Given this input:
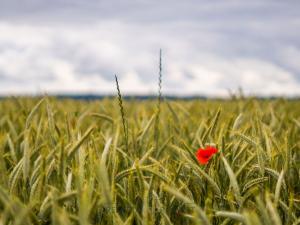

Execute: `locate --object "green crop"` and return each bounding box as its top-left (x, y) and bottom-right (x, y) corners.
top-left (0, 97), bottom-right (299, 225)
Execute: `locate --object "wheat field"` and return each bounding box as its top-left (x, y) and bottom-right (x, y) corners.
top-left (0, 97), bottom-right (299, 225)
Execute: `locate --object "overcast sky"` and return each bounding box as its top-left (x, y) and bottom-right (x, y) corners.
top-left (0, 0), bottom-right (300, 96)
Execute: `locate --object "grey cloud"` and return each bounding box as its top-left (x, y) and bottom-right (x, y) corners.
top-left (0, 0), bottom-right (300, 96)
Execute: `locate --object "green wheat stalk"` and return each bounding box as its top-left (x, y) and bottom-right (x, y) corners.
top-left (154, 49), bottom-right (163, 152)
top-left (115, 74), bottom-right (129, 152)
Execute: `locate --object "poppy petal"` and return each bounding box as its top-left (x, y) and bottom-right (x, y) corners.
top-left (195, 146), bottom-right (218, 165)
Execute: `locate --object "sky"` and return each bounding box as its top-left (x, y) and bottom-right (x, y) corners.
top-left (0, 0), bottom-right (300, 97)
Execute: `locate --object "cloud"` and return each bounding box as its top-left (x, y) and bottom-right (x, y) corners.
top-left (0, 0), bottom-right (300, 96)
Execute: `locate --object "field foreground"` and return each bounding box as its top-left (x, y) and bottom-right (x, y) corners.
top-left (0, 98), bottom-right (299, 225)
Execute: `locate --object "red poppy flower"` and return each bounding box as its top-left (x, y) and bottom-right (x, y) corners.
top-left (196, 146), bottom-right (218, 165)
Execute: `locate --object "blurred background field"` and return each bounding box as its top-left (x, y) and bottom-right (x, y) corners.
top-left (0, 97), bottom-right (299, 224)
